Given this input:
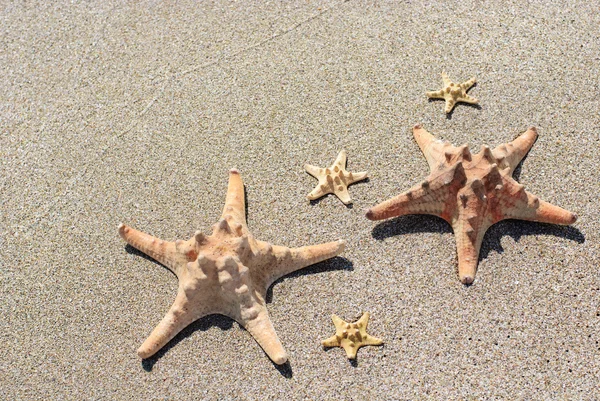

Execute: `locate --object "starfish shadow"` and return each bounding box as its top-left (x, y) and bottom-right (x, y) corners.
top-left (510, 130), bottom-right (539, 182)
top-left (266, 256), bottom-right (353, 303)
top-left (141, 311), bottom-right (295, 377)
top-left (128, 240), bottom-right (233, 370)
top-left (426, 82), bottom-right (481, 120)
top-left (128, 246), bottom-right (349, 375)
top-left (480, 220), bottom-right (585, 260)
top-left (125, 244), bottom-right (178, 278)
top-left (274, 360), bottom-right (293, 378)
top-left (370, 215), bottom-right (584, 278)
top-left (371, 214), bottom-right (452, 241)
top-left (512, 163), bottom-right (525, 181)
top-left (322, 347), bottom-right (360, 367)
top-left (444, 102), bottom-right (482, 120)
top-left (309, 196), bottom-right (353, 209)
top-left (244, 184), bottom-right (250, 224)
top-left (141, 313), bottom-right (234, 372)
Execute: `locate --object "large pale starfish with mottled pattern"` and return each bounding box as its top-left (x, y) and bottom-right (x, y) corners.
top-left (426, 72), bottom-right (478, 113)
top-left (119, 169), bottom-right (345, 364)
top-left (366, 125), bottom-right (577, 284)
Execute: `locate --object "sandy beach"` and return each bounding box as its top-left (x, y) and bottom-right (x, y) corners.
top-left (2, 1), bottom-right (599, 399)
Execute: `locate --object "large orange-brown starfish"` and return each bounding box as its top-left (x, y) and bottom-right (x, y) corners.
top-left (366, 125), bottom-right (577, 284)
top-left (119, 169), bottom-right (345, 364)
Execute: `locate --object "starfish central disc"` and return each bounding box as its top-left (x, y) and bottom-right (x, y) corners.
top-left (119, 169), bottom-right (345, 365)
top-left (366, 125), bottom-right (577, 284)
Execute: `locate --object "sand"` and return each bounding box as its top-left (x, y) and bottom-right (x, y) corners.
top-left (2, 0), bottom-right (599, 399)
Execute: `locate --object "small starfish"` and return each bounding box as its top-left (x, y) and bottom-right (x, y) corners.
top-left (426, 72), bottom-right (478, 113)
top-left (322, 312), bottom-right (383, 359)
top-left (366, 125), bottom-right (577, 284)
top-left (119, 169), bottom-right (345, 365)
top-left (305, 150), bottom-right (368, 204)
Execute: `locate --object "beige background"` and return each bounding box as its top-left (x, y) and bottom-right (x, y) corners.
top-left (2, 1), bottom-right (599, 399)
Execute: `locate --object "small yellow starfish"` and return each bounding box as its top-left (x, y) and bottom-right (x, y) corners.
top-left (322, 312), bottom-right (383, 359)
top-left (426, 71), bottom-right (478, 113)
top-left (305, 150), bottom-right (368, 205)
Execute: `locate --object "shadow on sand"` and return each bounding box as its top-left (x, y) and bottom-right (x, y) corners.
top-left (370, 214), bottom-right (584, 276)
top-left (125, 244), bottom-right (352, 378)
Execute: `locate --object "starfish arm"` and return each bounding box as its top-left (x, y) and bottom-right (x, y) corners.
top-left (519, 199), bottom-right (578, 225)
top-left (304, 163), bottom-right (322, 178)
top-left (459, 94), bottom-right (478, 104)
top-left (335, 187), bottom-right (352, 204)
top-left (366, 162), bottom-right (466, 222)
top-left (452, 187), bottom-right (494, 285)
top-left (118, 224), bottom-right (182, 275)
top-left (331, 314), bottom-right (345, 327)
top-left (221, 169), bottom-right (246, 227)
top-left (426, 90), bottom-right (445, 99)
top-left (333, 150), bottom-right (347, 168)
top-left (364, 186), bottom-right (442, 220)
top-left (444, 99), bottom-right (456, 113)
top-left (357, 312), bottom-right (370, 328)
top-left (412, 124), bottom-right (456, 171)
top-left (501, 193), bottom-right (578, 225)
top-left (307, 182), bottom-right (330, 200)
top-left (342, 342), bottom-right (359, 359)
top-left (321, 335), bottom-right (341, 347)
top-left (452, 222), bottom-right (485, 285)
top-left (346, 170), bottom-right (368, 184)
top-left (363, 335), bottom-right (384, 346)
top-left (242, 308), bottom-right (287, 364)
top-left (441, 71), bottom-right (452, 86)
top-left (265, 240), bottom-right (346, 286)
top-left (412, 124), bottom-right (437, 155)
top-left (462, 77), bottom-right (476, 90)
top-left (492, 127), bottom-right (538, 174)
top-left (137, 290), bottom-right (202, 358)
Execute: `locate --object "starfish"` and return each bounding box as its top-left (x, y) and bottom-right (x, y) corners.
top-left (426, 72), bottom-right (478, 113)
top-left (119, 169), bottom-right (346, 365)
top-left (322, 312), bottom-right (383, 359)
top-left (305, 150), bottom-right (368, 204)
top-left (365, 125), bottom-right (578, 284)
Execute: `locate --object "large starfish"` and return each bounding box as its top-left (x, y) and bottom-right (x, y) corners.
top-left (426, 72), bottom-right (478, 113)
top-left (119, 169), bottom-right (346, 364)
top-left (366, 125), bottom-right (577, 284)
top-left (305, 150), bottom-right (368, 204)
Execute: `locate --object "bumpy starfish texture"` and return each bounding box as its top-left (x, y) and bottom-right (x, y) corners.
top-left (119, 169), bottom-right (345, 365)
top-left (426, 72), bottom-right (478, 113)
top-left (366, 125), bottom-right (577, 284)
top-left (305, 150), bottom-right (368, 204)
top-left (322, 312), bottom-right (383, 359)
